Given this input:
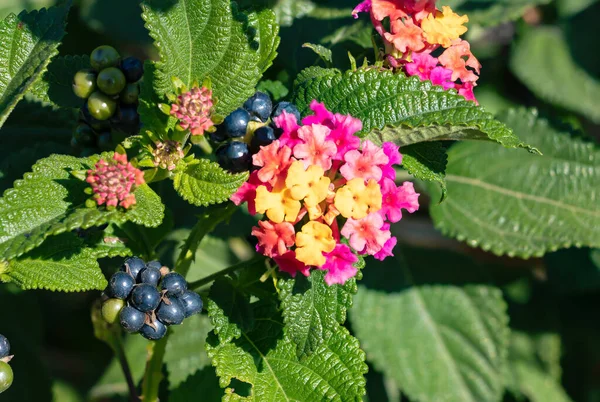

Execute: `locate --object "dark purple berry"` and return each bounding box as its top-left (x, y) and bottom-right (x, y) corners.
top-left (271, 101), bottom-right (301, 123)
top-left (140, 319), bottom-right (167, 340)
top-left (121, 57), bottom-right (144, 83)
top-left (243, 91), bottom-right (272, 122)
top-left (119, 306), bottom-right (146, 333)
top-left (140, 266), bottom-right (161, 287)
top-left (161, 273), bottom-right (187, 297)
top-left (122, 257), bottom-right (146, 280)
top-left (208, 124), bottom-right (227, 144)
top-left (156, 298), bottom-right (185, 325)
top-left (216, 141), bottom-right (251, 173)
top-left (250, 125), bottom-right (276, 152)
top-left (108, 272), bottom-right (135, 299)
top-left (223, 108), bottom-right (250, 138)
top-left (178, 291), bottom-right (203, 318)
top-left (0, 335), bottom-right (10, 359)
top-left (131, 283), bottom-right (161, 312)
top-left (73, 124), bottom-right (96, 146)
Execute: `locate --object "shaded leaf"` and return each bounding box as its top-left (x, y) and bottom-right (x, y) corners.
top-left (401, 142), bottom-right (448, 201)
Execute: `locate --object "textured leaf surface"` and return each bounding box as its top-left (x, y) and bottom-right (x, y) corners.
top-left (292, 67), bottom-right (536, 152)
top-left (277, 259), bottom-right (363, 358)
top-left (350, 251), bottom-right (509, 402)
top-left (401, 142), bottom-right (448, 201)
top-left (0, 154), bottom-right (164, 261)
top-left (0, 4), bottom-right (69, 127)
top-left (0, 233), bottom-right (106, 291)
top-left (511, 27), bottom-right (600, 123)
top-left (29, 55), bottom-right (90, 109)
top-left (173, 160), bottom-right (249, 207)
top-left (141, 0), bottom-right (279, 117)
top-left (429, 108), bottom-right (600, 258)
top-left (207, 278), bottom-right (368, 401)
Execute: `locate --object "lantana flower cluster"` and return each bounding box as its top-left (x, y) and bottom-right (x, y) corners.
top-left (353, 0), bottom-right (481, 102)
top-left (86, 153), bottom-right (145, 209)
top-left (231, 101), bottom-right (420, 286)
top-left (170, 86), bottom-right (215, 135)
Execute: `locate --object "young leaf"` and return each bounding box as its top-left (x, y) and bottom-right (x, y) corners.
top-left (292, 67), bottom-right (537, 152)
top-left (207, 277), bottom-right (368, 401)
top-left (29, 54), bottom-right (90, 109)
top-left (350, 250), bottom-right (509, 402)
top-left (0, 154), bottom-right (165, 261)
top-left (277, 259), bottom-right (363, 358)
top-left (429, 108), bottom-right (600, 258)
top-left (511, 27), bottom-right (600, 124)
top-left (141, 0), bottom-right (279, 117)
top-left (256, 80), bottom-right (289, 101)
top-left (0, 3), bottom-right (69, 127)
top-left (0, 233), bottom-right (106, 291)
top-left (303, 42), bottom-right (333, 65)
top-left (173, 160), bottom-right (249, 207)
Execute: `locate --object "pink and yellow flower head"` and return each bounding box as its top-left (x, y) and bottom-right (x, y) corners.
top-left (231, 101), bottom-right (420, 286)
top-left (353, 0), bottom-right (481, 103)
top-left (86, 153), bottom-right (145, 209)
top-left (170, 86), bottom-right (215, 135)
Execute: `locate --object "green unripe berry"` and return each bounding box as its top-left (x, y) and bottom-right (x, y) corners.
top-left (72, 69), bottom-right (97, 99)
top-left (0, 361), bottom-right (13, 394)
top-left (73, 124), bottom-right (96, 146)
top-left (97, 67), bottom-right (127, 96)
top-left (102, 298), bottom-right (125, 324)
top-left (120, 83), bottom-right (140, 104)
top-left (87, 92), bottom-right (117, 121)
top-left (90, 45), bottom-right (121, 71)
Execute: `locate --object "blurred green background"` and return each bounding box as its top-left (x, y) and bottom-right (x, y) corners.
top-left (0, 0), bottom-right (599, 401)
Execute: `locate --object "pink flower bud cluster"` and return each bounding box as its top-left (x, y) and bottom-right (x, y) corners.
top-left (86, 153), bottom-right (145, 209)
top-left (170, 86), bottom-right (215, 136)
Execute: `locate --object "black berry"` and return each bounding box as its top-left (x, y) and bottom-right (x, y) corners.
top-left (0, 335), bottom-right (9, 359)
top-left (90, 45), bottom-right (121, 71)
top-left (140, 319), bottom-right (167, 340)
top-left (208, 124), bottom-right (227, 144)
top-left (250, 125), bottom-right (276, 152)
top-left (72, 124), bottom-right (96, 146)
top-left (97, 67), bottom-right (127, 96)
top-left (272, 101), bottom-right (301, 123)
top-left (156, 298), bottom-right (185, 325)
top-left (223, 108), bottom-right (250, 138)
top-left (112, 105), bottom-right (140, 134)
top-left (140, 266), bottom-right (161, 287)
top-left (131, 283), bottom-right (161, 312)
top-left (108, 272), bottom-right (135, 299)
top-left (0, 361), bottom-right (13, 394)
top-left (217, 141), bottom-right (251, 173)
top-left (243, 91), bottom-right (272, 122)
top-left (73, 69), bottom-right (97, 99)
top-left (119, 306), bottom-right (146, 333)
top-left (121, 57), bottom-right (144, 83)
top-left (178, 291), bottom-right (203, 318)
top-left (122, 257), bottom-right (146, 280)
top-left (161, 272), bottom-right (187, 297)
top-left (87, 92), bottom-right (117, 121)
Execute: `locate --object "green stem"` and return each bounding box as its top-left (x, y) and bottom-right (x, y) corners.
top-left (114, 332), bottom-right (139, 402)
top-left (188, 256), bottom-right (266, 290)
top-left (141, 336), bottom-right (168, 402)
top-left (196, 135), bottom-right (213, 154)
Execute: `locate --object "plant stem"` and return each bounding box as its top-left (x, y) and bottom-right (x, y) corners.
top-left (114, 332), bottom-right (139, 402)
top-left (141, 336), bottom-right (168, 402)
top-left (188, 256), bottom-right (266, 290)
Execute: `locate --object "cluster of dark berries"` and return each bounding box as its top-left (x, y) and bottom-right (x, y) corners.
top-left (0, 334), bottom-right (13, 394)
top-left (102, 257), bottom-right (202, 340)
top-left (210, 91), bottom-right (301, 173)
top-left (71, 45), bottom-right (143, 155)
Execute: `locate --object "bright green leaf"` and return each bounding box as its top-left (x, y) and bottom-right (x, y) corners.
top-left (429, 108), bottom-right (600, 258)
top-left (292, 67), bottom-right (537, 152)
top-left (0, 154), bottom-right (165, 261)
top-left (0, 3), bottom-right (69, 127)
top-left (256, 80), bottom-right (289, 101)
top-left (303, 42), bottom-right (333, 65)
top-left (0, 233), bottom-right (106, 291)
top-left (141, 0), bottom-right (279, 117)
top-left (29, 55), bottom-right (90, 109)
top-left (173, 160), bottom-right (249, 207)
top-left (511, 27), bottom-right (600, 123)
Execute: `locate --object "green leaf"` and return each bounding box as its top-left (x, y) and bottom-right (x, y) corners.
top-left (505, 331), bottom-right (571, 402)
top-left (322, 19), bottom-right (374, 48)
top-left (277, 259), bottom-right (363, 358)
top-left (292, 67), bottom-right (537, 152)
top-left (271, 0), bottom-right (315, 27)
top-left (256, 79), bottom-right (289, 101)
top-left (441, 0), bottom-right (551, 27)
top-left (170, 367), bottom-right (223, 402)
top-left (0, 233), bottom-right (106, 291)
top-left (557, 0), bottom-right (598, 16)
top-left (401, 142), bottom-right (448, 201)
top-left (0, 3), bottom-right (69, 127)
top-left (0, 154), bottom-right (165, 261)
top-left (510, 26), bottom-right (600, 124)
top-left (29, 54), bottom-right (90, 109)
top-left (350, 250), bottom-right (509, 402)
top-left (0, 98), bottom-right (75, 142)
top-left (429, 108), bottom-right (600, 258)
top-left (173, 159), bottom-right (249, 207)
top-left (0, 0), bottom-right (54, 20)
top-left (207, 277), bottom-right (368, 401)
top-left (303, 42), bottom-right (333, 65)
top-left (141, 0), bottom-right (279, 117)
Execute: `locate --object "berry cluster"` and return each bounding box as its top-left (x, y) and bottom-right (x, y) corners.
top-left (210, 91), bottom-right (301, 173)
top-left (102, 257), bottom-right (202, 340)
top-left (72, 45), bottom-right (143, 155)
top-left (0, 334), bottom-right (13, 394)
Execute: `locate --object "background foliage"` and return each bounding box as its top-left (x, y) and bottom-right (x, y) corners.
top-left (0, 0), bottom-right (599, 401)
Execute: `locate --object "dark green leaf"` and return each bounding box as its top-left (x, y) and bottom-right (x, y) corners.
top-left (401, 142), bottom-right (448, 201)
